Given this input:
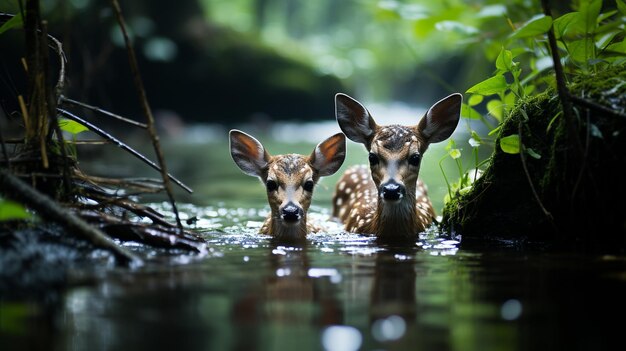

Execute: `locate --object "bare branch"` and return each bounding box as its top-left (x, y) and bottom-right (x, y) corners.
top-left (59, 96), bottom-right (148, 129)
top-left (57, 108), bottom-right (193, 193)
top-left (0, 167), bottom-right (142, 266)
top-left (109, 0), bottom-right (185, 232)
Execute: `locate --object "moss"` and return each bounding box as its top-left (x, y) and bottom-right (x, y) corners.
top-left (442, 64), bottom-right (626, 252)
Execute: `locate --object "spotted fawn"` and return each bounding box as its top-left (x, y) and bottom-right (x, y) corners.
top-left (332, 93), bottom-right (462, 242)
top-left (230, 130), bottom-right (346, 241)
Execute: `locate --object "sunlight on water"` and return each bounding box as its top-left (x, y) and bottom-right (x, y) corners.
top-left (39, 201), bottom-right (625, 351)
top-left (149, 202), bottom-right (462, 258)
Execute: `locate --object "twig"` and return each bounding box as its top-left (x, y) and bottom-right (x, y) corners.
top-left (569, 94), bottom-right (626, 119)
top-left (59, 96), bottom-right (148, 129)
top-left (0, 167), bottom-right (142, 266)
top-left (110, 0), bottom-right (184, 233)
top-left (79, 210), bottom-right (207, 253)
top-left (57, 108), bottom-right (193, 193)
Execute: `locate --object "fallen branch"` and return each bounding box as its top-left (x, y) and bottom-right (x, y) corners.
top-left (0, 167), bottom-right (142, 266)
top-left (57, 108), bottom-right (193, 193)
top-left (79, 210), bottom-right (207, 253)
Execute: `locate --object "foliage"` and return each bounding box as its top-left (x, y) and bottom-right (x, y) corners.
top-left (439, 0), bottom-right (626, 205)
top-left (0, 197), bottom-right (31, 221)
top-left (0, 11), bottom-right (22, 35)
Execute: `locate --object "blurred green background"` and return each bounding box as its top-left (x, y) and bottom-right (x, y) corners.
top-left (0, 0), bottom-right (560, 212)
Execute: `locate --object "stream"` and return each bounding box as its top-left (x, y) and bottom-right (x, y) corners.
top-left (2, 109), bottom-right (625, 350)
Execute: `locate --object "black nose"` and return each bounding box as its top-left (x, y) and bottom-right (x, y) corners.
top-left (281, 203), bottom-right (301, 222)
top-left (382, 182), bottom-right (404, 201)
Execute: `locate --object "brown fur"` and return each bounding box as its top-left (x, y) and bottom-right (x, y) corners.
top-left (332, 93), bottom-right (461, 241)
top-left (259, 154), bottom-right (318, 241)
top-left (230, 130), bottom-right (346, 242)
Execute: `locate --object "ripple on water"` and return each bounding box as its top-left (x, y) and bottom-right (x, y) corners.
top-left (146, 202), bottom-right (461, 257)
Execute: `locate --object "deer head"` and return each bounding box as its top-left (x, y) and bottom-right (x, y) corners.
top-left (230, 130), bottom-right (346, 241)
top-left (333, 93), bottom-right (462, 240)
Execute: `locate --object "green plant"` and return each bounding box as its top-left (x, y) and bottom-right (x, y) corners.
top-left (440, 0), bottom-right (626, 205)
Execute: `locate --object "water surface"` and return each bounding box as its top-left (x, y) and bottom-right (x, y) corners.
top-left (3, 202), bottom-right (625, 351)
top-left (2, 119), bottom-right (625, 351)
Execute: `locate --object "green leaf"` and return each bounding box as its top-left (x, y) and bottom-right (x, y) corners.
top-left (461, 103), bottom-right (482, 120)
top-left (526, 148), bottom-right (541, 159)
top-left (0, 13), bottom-right (23, 35)
top-left (605, 39), bottom-right (626, 54)
top-left (0, 198), bottom-right (31, 221)
top-left (554, 12), bottom-right (583, 39)
top-left (487, 99), bottom-right (504, 122)
top-left (618, 0), bottom-right (626, 16)
top-left (509, 14), bottom-right (553, 40)
top-left (580, 0), bottom-right (602, 33)
top-left (500, 134), bottom-right (520, 154)
top-left (468, 94), bottom-right (483, 106)
top-left (58, 118), bottom-right (89, 135)
top-left (466, 75), bottom-right (508, 95)
top-left (488, 125), bottom-right (502, 136)
top-left (495, 48), bottom-right (514, 71)
top-left (568, 39), bottom-right (595, 63)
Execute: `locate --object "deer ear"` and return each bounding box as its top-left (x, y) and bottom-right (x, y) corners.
top-left (229, 130), bottom-right (270, 177)
top-left (310, 133), bottom-right (346, 177)
top-left (416, 93), bottom-right (462, 144)
top-left (335, 93), bottom-right (378, 146)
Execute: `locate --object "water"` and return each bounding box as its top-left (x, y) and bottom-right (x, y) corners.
top-left (3, 203), bottom-right (625, 351)
top-left (2, 116), bottom-right (625, 350)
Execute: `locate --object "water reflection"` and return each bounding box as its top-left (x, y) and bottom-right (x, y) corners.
top-left (370, 248), bottom-right (416, 335)
top-left (231, 242), bottom-right (343, 351)
top-left (3, 204), bottom-right (625, 351)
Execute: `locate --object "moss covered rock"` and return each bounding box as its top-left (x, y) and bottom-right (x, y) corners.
top-left (442, 64), bottom-right (626, 252)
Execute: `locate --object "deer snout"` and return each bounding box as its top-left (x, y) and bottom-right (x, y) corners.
top-left (280, 202), bottom-right (303, 223)
top-left (381, 181), bottom-right (405, 202)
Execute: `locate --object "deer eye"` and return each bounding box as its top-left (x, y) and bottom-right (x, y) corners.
top-left (408, 153), bottom-right (421, 167)
top-left (266, 179), bottom-right (278, 192)
top-left (303, 180), bottom-right (314, 192)
top-left (368, 153), bottom-right (379, 166)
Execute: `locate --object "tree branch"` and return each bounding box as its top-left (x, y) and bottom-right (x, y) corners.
top-left (0, 167), bottom-right (142, 266)
top-left (110, 0), bottom-right (185, 233)
top-left (57, 108), bottom-right (193, 193)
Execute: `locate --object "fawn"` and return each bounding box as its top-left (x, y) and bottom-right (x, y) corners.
top-left (332, 93), bottom-right (462, 242)
top-left (230, 130), bottom-right (346, 241)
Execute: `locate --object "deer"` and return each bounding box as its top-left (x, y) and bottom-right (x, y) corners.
top-left (332, 93), bottom-right (462, 242)
top-left (229, 130), bottom-right (346, 241)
